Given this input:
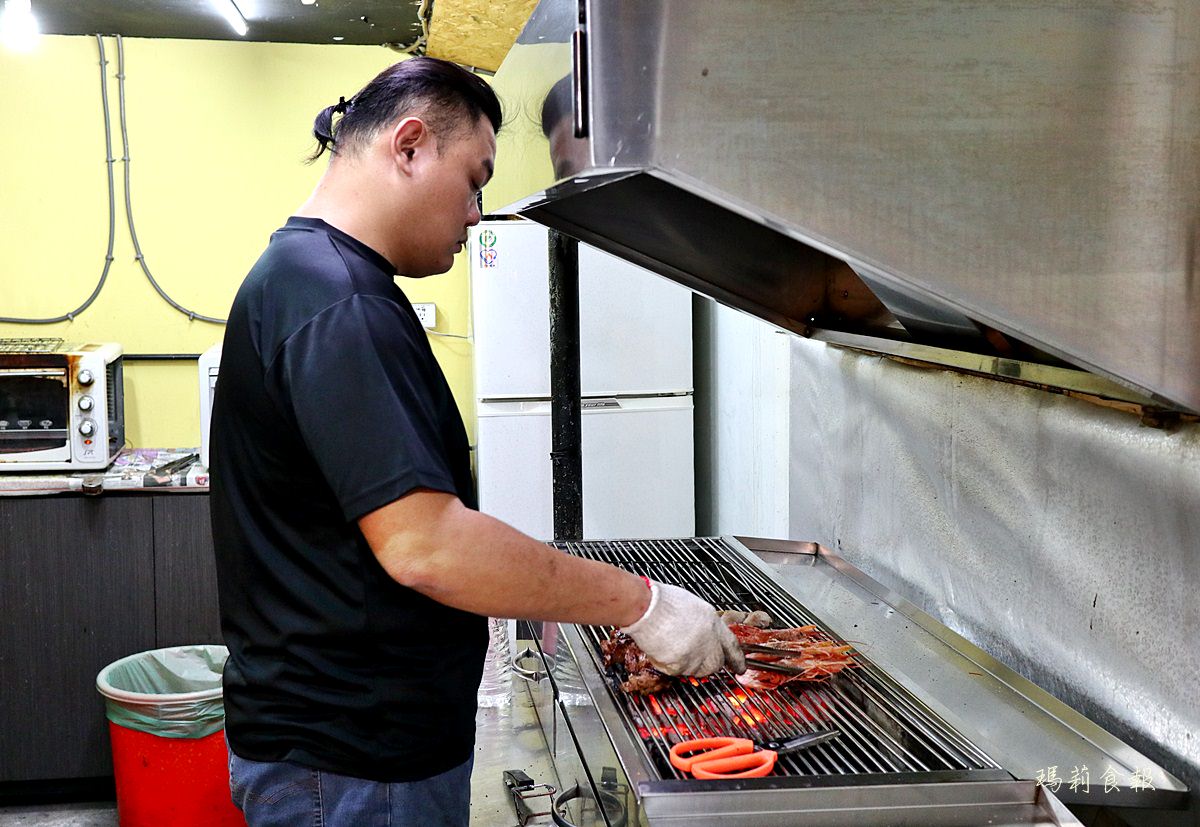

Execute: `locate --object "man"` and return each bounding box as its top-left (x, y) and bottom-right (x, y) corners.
top-left (211, 57), bottom-right (744, 827)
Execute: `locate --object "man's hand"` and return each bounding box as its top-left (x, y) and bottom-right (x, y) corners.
top-left (621, 581), bottom-right (747, 677)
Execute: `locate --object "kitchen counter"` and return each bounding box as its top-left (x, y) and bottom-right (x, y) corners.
top-left (1, 493), bottom-right (221, 785)
top-left (0, 448), bottom-right (208, 496)
top-left (472, 680), bottom-right (558, 826)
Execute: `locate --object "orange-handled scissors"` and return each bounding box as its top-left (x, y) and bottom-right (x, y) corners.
top-left (668, 729), bottom-right (841, 779)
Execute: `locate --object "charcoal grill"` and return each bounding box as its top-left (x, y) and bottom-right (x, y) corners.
top-left (518, 536), bottom-right (1185, 827)
top-left (574, 537), bottom-right (998, 782)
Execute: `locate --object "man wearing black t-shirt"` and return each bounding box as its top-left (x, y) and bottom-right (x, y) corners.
top-left (210, 57), bottom-right (745, 827)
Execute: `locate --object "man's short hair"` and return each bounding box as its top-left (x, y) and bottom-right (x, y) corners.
top-left (309, 57), bottom-right (503, 162)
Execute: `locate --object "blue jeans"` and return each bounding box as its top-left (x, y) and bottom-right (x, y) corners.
top-left (227, 743), bottom-right (473, 827)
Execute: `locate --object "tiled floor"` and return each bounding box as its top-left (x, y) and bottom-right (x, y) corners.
top-left (0, 803), bottom-right (115, 827)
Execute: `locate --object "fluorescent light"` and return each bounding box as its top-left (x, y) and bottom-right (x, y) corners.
top-left (211, 0), bottom-right (248, 37)
top-left (0, 0), bottom-right (40, 52)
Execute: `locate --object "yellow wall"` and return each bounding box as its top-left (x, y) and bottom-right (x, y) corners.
top-left (0, 36), bottom-right (477, 449)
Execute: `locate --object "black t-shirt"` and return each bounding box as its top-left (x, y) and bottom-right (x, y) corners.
top-left (210, 216), bottom-right (485, 782)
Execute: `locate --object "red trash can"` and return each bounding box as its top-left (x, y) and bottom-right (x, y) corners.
top-left (96, 645), bottom-right (245, 827)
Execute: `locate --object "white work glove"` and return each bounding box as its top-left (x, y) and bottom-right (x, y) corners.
top-left (622, 581), bottom-right (747, 677)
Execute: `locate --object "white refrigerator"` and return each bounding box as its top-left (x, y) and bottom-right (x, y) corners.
top-left (471, 220), bottom-right (695, 541)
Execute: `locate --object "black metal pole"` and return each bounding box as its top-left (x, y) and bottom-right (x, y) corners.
top-left (548, 230), bottom-right (583, 542)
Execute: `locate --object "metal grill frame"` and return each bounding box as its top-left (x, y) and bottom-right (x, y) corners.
top-left (526, 535), bottom-right (1190, 824)
top-left (556, 536), bottom-right (1003, 786)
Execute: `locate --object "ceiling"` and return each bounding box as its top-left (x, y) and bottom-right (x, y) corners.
top-left (24, 0), bottom-right (539, 69)
top-left (425, 0), bottom-right (536, 72)
top-left (27, 0), bottom-right (426, 47)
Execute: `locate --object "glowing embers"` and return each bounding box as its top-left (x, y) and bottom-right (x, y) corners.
top-left (628, 673), bottom-right (841, 779)
top-left (635, 694), bottom-right (695, 741)
top-left (724, 687), bottom-right (770, 727)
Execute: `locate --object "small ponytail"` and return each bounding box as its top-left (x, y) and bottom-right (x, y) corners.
top-left (307, 105), bottom-right (338, 163)
top-left (306, 97), bottom-right (354, 164)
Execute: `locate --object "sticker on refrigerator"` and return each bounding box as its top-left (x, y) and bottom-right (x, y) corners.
top-left (478, 229), bottom-right (498, 268)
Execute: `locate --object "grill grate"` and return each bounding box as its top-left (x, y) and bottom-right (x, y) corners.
top-left (554, 537), bottom-right (1000, 781)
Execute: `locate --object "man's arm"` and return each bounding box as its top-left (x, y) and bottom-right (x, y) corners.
top-left (358, 488), bottom-right (746, 677)
top-left (359, 488), bottom-right (650, 626)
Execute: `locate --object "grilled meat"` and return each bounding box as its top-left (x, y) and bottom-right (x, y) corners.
top-left (728, 623), bottom-right (857, 690)
top-left (600, 631), bottom-right (673, 695)
top-left (727, 623), bottom-right (820, 644)
top-left (601, 612), bottom-right (854, 696)
top-left (600, 631), bottom-right (655, 674)
top-left (620, 669), bottom-right (674, 695)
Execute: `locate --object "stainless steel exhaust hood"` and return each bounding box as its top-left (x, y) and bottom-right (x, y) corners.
top-left (493, 0), bottom-right (1200, 414)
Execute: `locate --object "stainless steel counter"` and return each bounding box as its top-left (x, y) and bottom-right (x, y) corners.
top-left (472, 681), bottom-right (558, 827)
top-left (741, 537), bottom-right (1187, 811)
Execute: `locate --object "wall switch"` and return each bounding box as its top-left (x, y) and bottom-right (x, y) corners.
top-left (413, 302), bottom-right (436, 328)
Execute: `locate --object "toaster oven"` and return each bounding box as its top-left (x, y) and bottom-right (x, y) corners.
top-left (0, 339), bottom-right (125, 471)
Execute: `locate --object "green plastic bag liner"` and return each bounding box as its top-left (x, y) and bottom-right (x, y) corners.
top-left (96, 645), bottom-right (228, 739)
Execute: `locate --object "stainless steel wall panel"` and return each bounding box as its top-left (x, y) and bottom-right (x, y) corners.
top-left (784, 336), bottom-right (1200, 823)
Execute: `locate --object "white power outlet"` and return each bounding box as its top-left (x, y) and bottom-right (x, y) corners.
top-left (412, 302), bottom-right (436, 329)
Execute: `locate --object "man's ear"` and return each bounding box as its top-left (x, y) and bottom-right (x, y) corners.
top-left (391, 117), bottom-right (432, 174)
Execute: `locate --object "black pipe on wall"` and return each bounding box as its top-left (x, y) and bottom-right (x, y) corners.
top-left (548, 230), bottom-right (583, 542)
